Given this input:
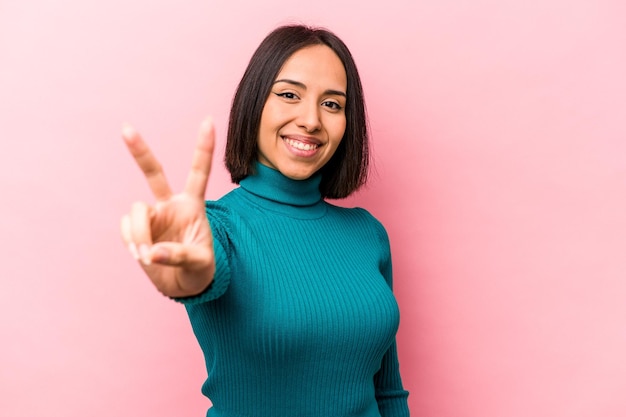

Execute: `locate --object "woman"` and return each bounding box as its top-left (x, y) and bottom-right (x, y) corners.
top-left (121, 25), bottom-right (409, 417)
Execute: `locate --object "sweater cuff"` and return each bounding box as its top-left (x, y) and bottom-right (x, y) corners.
top-left (171, 236), bottom-right (231, 305)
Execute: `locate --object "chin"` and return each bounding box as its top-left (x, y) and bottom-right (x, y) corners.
top-left (278, 163), bottom-right (319, 181)
top-left (281, 169), bottom-right (315, 181)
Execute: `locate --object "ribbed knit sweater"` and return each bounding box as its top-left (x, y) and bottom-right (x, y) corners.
top-left (177, 163), bottom-right (409, 417)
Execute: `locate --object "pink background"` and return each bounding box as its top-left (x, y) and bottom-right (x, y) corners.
top-left (1, 0), bottom-right (625, 416)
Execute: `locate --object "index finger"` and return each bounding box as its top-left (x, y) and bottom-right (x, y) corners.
top-left (184, 117), bottom-right (215, 198)
top-left (122, 124), bottom-right (173, 201)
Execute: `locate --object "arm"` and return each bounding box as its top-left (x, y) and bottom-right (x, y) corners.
top-left (374, 340), bottom-right (410, 416)
top-left (373, 217), bottom-right (410, 416)
top-left (172, 202), bottom-right (233, 305)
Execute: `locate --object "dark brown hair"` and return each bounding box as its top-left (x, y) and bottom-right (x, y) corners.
top-left (225, 24), bottom-right (369, 199)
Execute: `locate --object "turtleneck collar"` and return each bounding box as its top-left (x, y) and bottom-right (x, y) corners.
top-left (238, 162), bottom-right (327, 218)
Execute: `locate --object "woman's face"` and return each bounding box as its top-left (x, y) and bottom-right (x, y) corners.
top-left (257, 44), bottom-right (347, 180)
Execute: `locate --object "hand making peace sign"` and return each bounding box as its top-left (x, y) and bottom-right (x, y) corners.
top-left (120, 118), bottom-right (216, 298)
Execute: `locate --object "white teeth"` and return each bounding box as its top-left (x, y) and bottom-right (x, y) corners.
top-left (285, 138), bottom-right (318, 151)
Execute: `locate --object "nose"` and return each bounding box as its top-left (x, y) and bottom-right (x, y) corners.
top-left (296, 100), bottom-right (321, 133)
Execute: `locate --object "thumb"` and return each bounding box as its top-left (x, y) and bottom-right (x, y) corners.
top-left (149, 242), bottom-right (212, 269)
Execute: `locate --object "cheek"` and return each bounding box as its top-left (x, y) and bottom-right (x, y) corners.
top-left (258, 108), bottom-right (271, 135)
top-left (258, 98), bottom-right (279, 133)
top-left (333, 116), bottom-right (347, 142)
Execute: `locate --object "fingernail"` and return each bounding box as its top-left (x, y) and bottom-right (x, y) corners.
top-left (152, 247), bottom-right (170, 263)
top-left (201, 116), bottom-right (213, 130)
top-left (121, 123), bottom-right (136, 139)
top-left (128, 243), bottom-right (140, 260)
top-left (138, 244), bottom-right (152, 265)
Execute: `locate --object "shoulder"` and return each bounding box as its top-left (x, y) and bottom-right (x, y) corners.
top-left (203, 189), bottom-right (242, 239)
top-left (328, 205), bottom-right (394, 284)
top-left (204, 187), bottom-right (243, 218)
top-left (327, 204), bottom-right (391, 248)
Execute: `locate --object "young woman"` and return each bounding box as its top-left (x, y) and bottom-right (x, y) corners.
top-left (121, 25), bottom-right (410, 417)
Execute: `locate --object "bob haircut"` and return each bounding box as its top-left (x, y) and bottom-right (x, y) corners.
top-left (225, 25), bottom-right (369, 199)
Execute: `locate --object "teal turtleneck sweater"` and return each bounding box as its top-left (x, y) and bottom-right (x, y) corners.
top-left (178, 163), bottom-right (409, 417)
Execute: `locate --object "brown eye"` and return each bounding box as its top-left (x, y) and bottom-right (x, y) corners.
top-left (322, 101), bottom-right (342, 110)
top-left (275, 92), bottom-right (298, 100)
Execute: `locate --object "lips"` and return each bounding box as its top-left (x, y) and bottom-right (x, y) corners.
top-left (281, 135), bottom-right (322, 152)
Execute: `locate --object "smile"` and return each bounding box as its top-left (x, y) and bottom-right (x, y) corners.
top-left (282, 137), bottom-right (321, 152)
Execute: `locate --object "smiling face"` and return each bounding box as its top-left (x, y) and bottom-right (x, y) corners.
top-left (257, 44), bottom-right (348, 180)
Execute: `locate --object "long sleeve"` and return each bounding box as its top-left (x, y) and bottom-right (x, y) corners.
top-left (374, 340), bottom-right (410, 416)
top-left (373, 216), bottom-right (410, 416)
top-left (173, 202), bottom-right (232, 305)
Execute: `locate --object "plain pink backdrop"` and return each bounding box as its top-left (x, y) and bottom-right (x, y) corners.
top-left (1, 0), bottom-right (625, 416)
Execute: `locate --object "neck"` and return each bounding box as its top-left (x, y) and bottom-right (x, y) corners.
top-left (238, 162), bottom-right (326, 218)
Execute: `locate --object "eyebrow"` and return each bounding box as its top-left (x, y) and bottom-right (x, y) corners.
top-left (273, 79), bottom-right (346, 98)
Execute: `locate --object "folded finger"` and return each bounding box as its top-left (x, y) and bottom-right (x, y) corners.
top-left (120, 214), bottom-right (139, 260)
top-left (150, 242), bottom-right (213, 270)
top-left (122, 124), bottom-right (173, 201)
top-left (129, 201), bottom-right (155, 265)
top-left (184, 117), bottom-right (215, 199)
